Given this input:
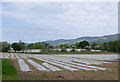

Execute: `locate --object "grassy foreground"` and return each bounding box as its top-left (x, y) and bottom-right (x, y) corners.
top-left (2, 59), bottom-right (18, 80)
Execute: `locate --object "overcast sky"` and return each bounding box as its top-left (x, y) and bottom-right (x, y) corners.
top-left (1, 2), bottom-right (118, 43)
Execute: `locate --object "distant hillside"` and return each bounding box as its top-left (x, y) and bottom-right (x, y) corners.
top-left (44, 34), bottom-right (119, 45)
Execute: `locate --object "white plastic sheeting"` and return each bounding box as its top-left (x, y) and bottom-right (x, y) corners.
top-left (1, 53), bottom-right (118, 72)
top-left (51, 60), bottom-right (96, 71)
top-left (40, 56), bottom-right (112, 71)
top-left (10, 54), bottom-right (16, 59)
top-left (35, 55), bottom-right (112, 65)
top-left (34, 57), bottom-right (78, 71)
top-left (15, 55), bottom-right (21, 59)
top-left (70, 59), bottom-right (111, 65)
top-left (27, 59), bottom-right (49, 71)
top-left (19, 55), bottom-right (28, 59)
top-left (60, 60), bottom-right (112, 71)
top-left (71, 62), bottom-right (112, 71)
top-left (42, 62), bottom-right (62, 71)
top-left (4, 55), bottom-right (9, 59)
top-left (0, 54), bottom-right (3, 58)
top-left (46, 61), bottom-right (78, 71)
top-left (57, 54), bottom-right (118, 61)
top-left (18, 59), bottom-right (31, 71)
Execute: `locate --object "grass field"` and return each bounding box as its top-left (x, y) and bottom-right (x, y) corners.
top-left (2, 59), bottom-right (18, 80)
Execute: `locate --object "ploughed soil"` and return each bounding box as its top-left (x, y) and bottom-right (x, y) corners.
top-left (11, 59), bottom-right (118, 80)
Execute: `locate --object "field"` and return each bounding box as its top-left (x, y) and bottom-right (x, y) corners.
top-left (0, 53), bottom-right (119, 80)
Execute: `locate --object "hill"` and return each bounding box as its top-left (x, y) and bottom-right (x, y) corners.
top-left (44, 34), bottom-right (119, 45)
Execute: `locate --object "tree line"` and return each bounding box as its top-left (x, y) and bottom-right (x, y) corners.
top-left (0, 40), bottom-right (120, 53)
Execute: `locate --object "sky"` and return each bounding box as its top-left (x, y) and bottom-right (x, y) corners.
top-left (1, 2), bottom-right (118, 43)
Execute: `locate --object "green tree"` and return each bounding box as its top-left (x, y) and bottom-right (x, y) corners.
top-left (91, 43), bottom-right (97, 49)
top-left (59, 44), bottom-right (69, 49)
top-left (0, 42), bottom-right (10, 52)
top-left (27, 43), bottom-right (34, 49)
top-left (11, 41), bottom-right (25, 52)
top-left (19, 40), bottom-right (25, 52)
top-left (74, 43), bottom-right (79, 48)
top-left (107, 40), bottom-right (120, 53)
top-left (11, 43), bottom-right (21, 52)
top-left (27, 42), bottom-right (51, 52)
top-left (77, 40), bottom-right (90, 49)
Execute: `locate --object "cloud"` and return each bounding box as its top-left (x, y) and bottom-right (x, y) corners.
top-left (2, 2), bottom-right (118, 42)
top-left (2, 2), bottom-right (118, 27)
